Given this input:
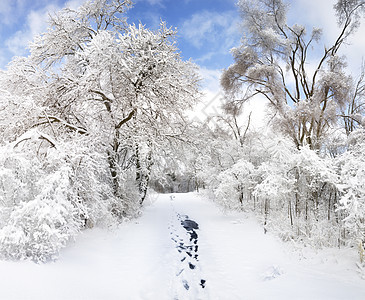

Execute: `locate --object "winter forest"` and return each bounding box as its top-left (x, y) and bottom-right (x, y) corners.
top-left (1, 0), bottom-right (365, 297)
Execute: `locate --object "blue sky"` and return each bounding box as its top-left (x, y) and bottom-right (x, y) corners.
top-left (1, 1), bottom-right (365, 84)
top-left (0, 0), bottom-right (240, 73)
top-left (1, 0), bottom-right (365, 124)
top-left (131, 0), bottom-right (239, 69)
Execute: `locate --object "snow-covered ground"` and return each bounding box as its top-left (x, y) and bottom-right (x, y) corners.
top-left (0, 192), bottom-right (364, 300)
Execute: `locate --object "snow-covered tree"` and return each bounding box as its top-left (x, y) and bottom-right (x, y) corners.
top-left (0, 0), bottom-right (200, 261)
top-left (337, 129), bottom-right (365, 246)
top-left (341, 63), bottom-right (365, 135)
top-left (16, 0), bottom-right (199, 205)
top-left (214, 158), bottom-right (256, 210)
top-left (222, 0), bottom-right (365, 150)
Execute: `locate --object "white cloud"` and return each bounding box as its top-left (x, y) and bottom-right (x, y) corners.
top-left (189, 89), bottom-right (224, 122)
top-left (241, 95), bottom-right (269, 129)
top-left (190, 85), bottom-right (267, 129)
top-left (138, 10), bottom-right (162, 29)
top-left (4, 0), bottom-right (85, 57)
top-left (5, 31), bottom-right (29, 56)
top-left (199, 66), bottom-right (222, 92)
top-left (0, 49), bottom-right (7, 67)
top-left (190, 0), bottom-right (364, 126)
top-left (289, 0), bottom-right (365, 75)
top-left (0, 1), bottom-right (11, 15)
top-left (134, 0), bottom-right (164, 7)
top-left (65, 0), bottom-right (85, 10)
top-left (188, 66), bottom-right (223, 122)
top-left (341, 23), bottom-right (365, 75)
top-left (181, 10), bottom-right (240, 50)
top-left (146, 0), bottom-right (163, 5)
top-left (0, 0), bottom-right (27, 25)
top-left (5, 4), bottom-right (56, 56)
top-left (190, 66), bottom-right (266, 128)
top-left (195, 52), bottom-right (216, 64)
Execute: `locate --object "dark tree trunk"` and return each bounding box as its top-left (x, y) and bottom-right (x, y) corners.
top-left (135, 143), bottom-right (153, 205)
top-left (108, 133), bottom-right (121, 198)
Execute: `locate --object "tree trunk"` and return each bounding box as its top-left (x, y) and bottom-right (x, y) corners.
top-left (135, 143), bottom-right (153, 205)
top-left (295, 168), bottom-right (300, 217)
top-left (238, 184), bottom-right (244, 205)
top-left (328, 191), bottom-right (332, 221)
top-left (108, 133), bottom-right (121, 198)
top-left (264, 198), bottom-right (269, 234)
top-left (289, 199), bottom-right (293, 226)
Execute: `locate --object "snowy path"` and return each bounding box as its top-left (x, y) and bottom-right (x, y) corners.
top-left (1, 193), bottom-right (365, 299)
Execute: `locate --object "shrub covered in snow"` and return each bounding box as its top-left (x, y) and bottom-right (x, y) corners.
top-left (0, 184), bottom-right (82, 262)
top-left (336, 130), bottom-right (365, 246)
top-left (214, 158), bottom-right (255, 210)
top-left (0, 147), bottom-right (82, 262)
top-left (205, 134), bottom-right (344, 248)
top-left (0, 135), bottom-right (139, 262)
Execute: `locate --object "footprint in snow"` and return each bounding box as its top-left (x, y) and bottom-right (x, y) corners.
top-left (262, 265), bottom-right (284, 281)
top-left (170, 213), bottom-right (206, 291)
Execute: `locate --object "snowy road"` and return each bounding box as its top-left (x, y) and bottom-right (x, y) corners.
top-left (1, 193), bottom-right (365, 299)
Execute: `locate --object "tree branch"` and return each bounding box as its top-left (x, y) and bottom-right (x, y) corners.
top-left (115, 109), bottom-right (136, 129)
top-left (36, 115), bottom-right (88, 134)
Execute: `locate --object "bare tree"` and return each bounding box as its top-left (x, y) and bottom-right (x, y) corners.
top-left (221, 0), bottom-right (365, 149)
top-left (211, 101), bottom-right (252, 147)
top-left (341, 62), bottom-right (365, 135)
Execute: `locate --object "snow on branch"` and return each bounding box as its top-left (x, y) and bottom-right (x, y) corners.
top-left (115, 109), bottom-right (136, 129)
top-left (12, 129), bottom-right (58, 149)
top-left (36, 115), bottom-right (88, 134)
